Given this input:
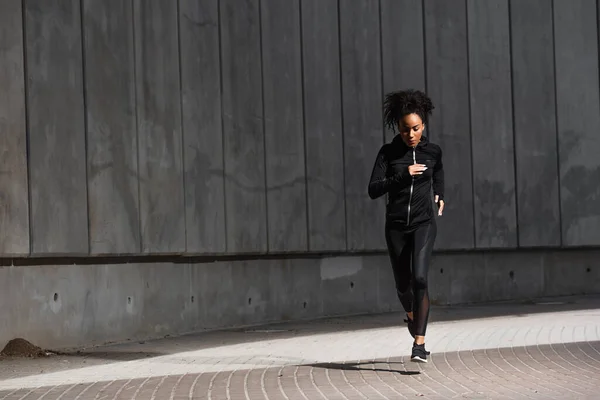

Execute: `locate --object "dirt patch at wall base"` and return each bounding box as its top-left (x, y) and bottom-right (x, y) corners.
top-left (0, 338), bottom-right (51, 359)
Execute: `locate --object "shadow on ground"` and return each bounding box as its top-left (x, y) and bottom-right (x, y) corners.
top-left (306, 361), bottom-right (421, 375)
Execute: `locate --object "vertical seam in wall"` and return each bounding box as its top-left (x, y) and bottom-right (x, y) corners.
top-left (132, 0), bottom-right (143, 253)
top-left (22, 0), bottom-right (32, 255)
top-left (421, 0), bottom-right (428, 101)
top-left (176, 0), bottom-right (187, 253)
top-left (337, 0), bottom-right (349, 251)
top-left (597, 0), bottom-right (600, 246)
top-left (217, 0), bottom-right (228, 253)
top-left (79, 0), bottom-right (91, 255)
top-left (598, 0), bottom-right (600, 141)
top-left (596, 0), bottom-right (600, 247)
top-left (422, 0), bottom-right (436, 210)
top-left (258, 0), bottom-right (270, 253)
top-left (421, 0), bottom-right (432, 143)
top-left (298, 0), bottom-right (310, 252)
top-left (378, 0), bottom-right (385, 144)
top-left (507, 0), bottom-right (520, 249)
top-left (376, 0), bottom-right (385, 252)
top-left (551, 0), bottom-right (563, 247)
top-left (379, 0), bottom-right (389, 222)
top-left (465, 0), bottom-right (477, 249)
top-left (176, 3), bottom-right (192, 298)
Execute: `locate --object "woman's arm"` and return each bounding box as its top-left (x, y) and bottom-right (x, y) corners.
top-left (368, 146), bottom-right (408, 199)
top-left (432, 148), bottom-right (444, 200)
top-left (432, 148), bottom-right (445, 215)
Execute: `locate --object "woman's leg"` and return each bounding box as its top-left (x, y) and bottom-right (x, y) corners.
top-left (411, 221), bottom-right (437, 344)
top-left (384, 223), bottom-right (412, 313)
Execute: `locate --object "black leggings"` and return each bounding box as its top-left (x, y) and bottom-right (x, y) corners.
top-left (385, 220), bottom-right (437, 336)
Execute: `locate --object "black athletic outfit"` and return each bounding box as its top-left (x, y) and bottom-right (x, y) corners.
top-left (368, 135), bottom-right (444, 337)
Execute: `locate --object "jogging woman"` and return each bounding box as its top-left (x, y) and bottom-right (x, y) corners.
top-left (368, 89), bottom-right (445, 363)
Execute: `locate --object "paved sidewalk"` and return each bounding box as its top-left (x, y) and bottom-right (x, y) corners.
top-left (1, 295), bottom-right (599, 399)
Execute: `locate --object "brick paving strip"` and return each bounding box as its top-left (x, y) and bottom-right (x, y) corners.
top-left (1, 295), bottom-right (599, 399)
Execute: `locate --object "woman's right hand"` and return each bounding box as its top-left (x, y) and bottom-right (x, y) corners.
top-left (408, 164), bottom-right (427, 176)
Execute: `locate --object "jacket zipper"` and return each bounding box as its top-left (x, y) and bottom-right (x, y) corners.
top-left (407, 148), bottom-right (416, 226)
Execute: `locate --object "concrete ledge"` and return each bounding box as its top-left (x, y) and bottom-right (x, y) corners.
top-left (1, 249), bottom-right (599, 350)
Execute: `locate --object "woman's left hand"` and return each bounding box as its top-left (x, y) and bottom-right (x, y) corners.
top-left (434, 195), bottom-right (445, 216)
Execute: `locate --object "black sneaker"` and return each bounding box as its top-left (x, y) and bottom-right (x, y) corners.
top-left (411, 342), bottom-right (428, 363)
top-left (403, 317), bottom-right (431, 355)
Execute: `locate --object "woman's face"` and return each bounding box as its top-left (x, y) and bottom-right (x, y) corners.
top-left (398, 113), bottom-right (424, 148)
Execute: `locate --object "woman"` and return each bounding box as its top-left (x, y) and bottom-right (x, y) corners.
top-left (368, 89), bottom-right (445, 363)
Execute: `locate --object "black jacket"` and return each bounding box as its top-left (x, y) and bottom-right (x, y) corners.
top-left (368, 135), bottom-right (444, 229)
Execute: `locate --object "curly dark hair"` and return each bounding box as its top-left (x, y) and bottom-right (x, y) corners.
top-left (383, 89), bottom-right (434, 132)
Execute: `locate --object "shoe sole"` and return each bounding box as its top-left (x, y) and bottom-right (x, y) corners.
top-left (411, 356), bottom-right (428, 363)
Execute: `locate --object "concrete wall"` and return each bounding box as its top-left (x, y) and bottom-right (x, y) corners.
top-left (2, 0), bottom-right (599, 256)
top-left (1, 249), bottom-right (599, 350)
top-left (1, 0), bottom-right (600, 349)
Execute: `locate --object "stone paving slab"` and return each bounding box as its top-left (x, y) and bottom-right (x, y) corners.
top-left (1, 341), bottom-right (598, 399)
top-left (1, 295), bottom-right (599, 399)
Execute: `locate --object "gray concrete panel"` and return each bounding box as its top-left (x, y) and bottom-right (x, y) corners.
top-left (424, 0), bottom-right (475, 250)
top-left (554, 0), bottom-right (600, 246)
top-left (179, 0), bottom-right (226, 254)
top-left (199, 259), bottom-right (323, 328)
top-left (260, 0), bottom-right (308, 252)
top-left (190, 262), bottom-right (235, 328)
top-left (0, 0), bottom-right (29, 255)
top-left (381, 0), bottom-right (426, 143)
top-left (134, 0), bottom-right (185, 253)
top-left (220, 0), bottom-right (267, 253)
top-left (84, 0), bottom-right (140, 254)
top-left (321, 256), bottom-right (381, 316)
top-left (300, 0), bottom-right (346, 252)
top-left (25, 0), bottom-right (88, 255)
top-left (429, 253), bottom-right (486, 305)
top-left (267, 259), bottom-right (323, 321)
top-left (201, 261), bottom-right (254, 327)
top-left (0, 264), bottom-right (89, 348)
top-left (467, 0), bottom-right (517, 248)
top-left (543, 250), bottom-right (600, 296)
top-left (339, 0), bottom-right (385, 250)
top-left (139, 263), bottom-right (194, 335)
top-left (482, 252), bottom-right (544, 301)
top-left (510, 0), bottom-right (560, 248)
top-left (431, 252), bottom-right (546, 305)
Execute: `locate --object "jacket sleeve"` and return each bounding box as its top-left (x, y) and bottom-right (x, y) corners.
top-left (432, 148), bottom-right (445, 201)
top-left (368, 146), bottom-right (408, 199)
